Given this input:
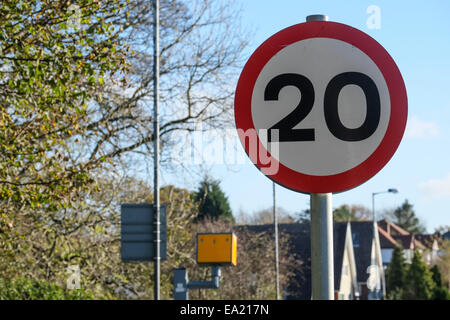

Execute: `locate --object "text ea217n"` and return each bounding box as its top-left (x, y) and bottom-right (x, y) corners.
top-left (224, 304), bottom-right (269, 315)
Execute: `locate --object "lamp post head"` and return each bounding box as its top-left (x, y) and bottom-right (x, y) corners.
top-left (388, 188), bottom-right (398, 194)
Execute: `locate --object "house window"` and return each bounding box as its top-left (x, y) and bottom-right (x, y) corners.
top-left (352, 233), bottom-right (360, 247)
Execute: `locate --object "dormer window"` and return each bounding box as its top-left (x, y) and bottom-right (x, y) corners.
top-left (352, 232), bottom-right (360, 247)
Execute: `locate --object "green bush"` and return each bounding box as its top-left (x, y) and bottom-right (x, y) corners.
top-left (433, 286), bottom-right (450, 300)
top-left (0, 278), bottom-right (94, 300)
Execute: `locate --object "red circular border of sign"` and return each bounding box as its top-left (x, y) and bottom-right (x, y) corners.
top-left (234, 21), bottom-right (407, 194)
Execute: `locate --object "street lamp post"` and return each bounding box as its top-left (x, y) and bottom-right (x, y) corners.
top-left (372, 188), bottom-right (398, 222)
top-left (371, 188), bottom-right (398, 299)
top-left (153, 0), bottom-right (161, 300)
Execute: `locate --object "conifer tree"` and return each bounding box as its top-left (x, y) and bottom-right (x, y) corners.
top-left (431, 265), bottom-right (443, 287)
top-left (386, 200), bottom-right (426, 233)
top-left (386, 245), bottom-right (407, 299)
top-left (430, 265), bottom-right (450, 300)
top-left (194, 177), bottom-right (234, 223)
top-left (404, 250), bottom-right (435, 299)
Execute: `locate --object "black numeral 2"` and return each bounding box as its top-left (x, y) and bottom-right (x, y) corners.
top-left (265, 73), bottom-right (315, 142)
top-left (265, 72), bottom-right (380, 143)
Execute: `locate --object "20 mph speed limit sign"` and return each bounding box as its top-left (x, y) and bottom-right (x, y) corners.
top-left (234, 21), bottom-right (407, 194)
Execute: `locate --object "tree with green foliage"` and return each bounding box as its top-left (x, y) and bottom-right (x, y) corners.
top-left (403, 250), bottom-right (435, 300)
top-left (0, 277), bottom-right (93, 300)
top-left (383, 200), bottom-right (426, 234)
top-left (1, 173), bottom-right (201, 299)
top-left (430, 265), bottom-right (450, 300)
top-left (0, 0), bottom-right (128, 236)
top-left (333, 204), bottom-right (372, 222)
top-left (0, 1), bottom-right (131, 296)
top-left (295, 209), bottom-right (311, 224)
top-left (437, 240), bottom-right (450, 291)
top-left (1, 0), bottom-right (251, 299)
top-left (431, 265), bottom-right (443, 288)
top-left (194, 177), bottom-right (234, 222)
top-left (386, 245), bottom-right (407, 299)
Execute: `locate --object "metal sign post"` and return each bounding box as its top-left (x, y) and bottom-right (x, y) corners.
top-left (307, 14), bottom-right (334, 301)
top-left (310, 192), bottom-right (334, 300)
top-left (273, 182), bottom-right (280, 300)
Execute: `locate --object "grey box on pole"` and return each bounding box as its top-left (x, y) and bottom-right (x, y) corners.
top-left (173, 268), bottom-right (188, 300)
top-left (121, 204), bottom-right (167, 261)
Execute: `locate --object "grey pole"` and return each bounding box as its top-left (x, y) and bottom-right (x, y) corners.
top-left (372, 193), bottom-right (376, 222)
top-left (153, 0), bottom-right (161, 300)
top-left (307, 14), bottom-right (334, 301)
top-left (173, 266), bottom-right (222, 300)
top-left (371, 189), bottom-right (398, 299)
top-left (187, 266), bottom-right (221, 290)
top-left (273, 182), bottom-right (280, 300)
top-left (310, 193), bottom-right (334, 300)
top-left (372, 192), bottom-right (380, 300)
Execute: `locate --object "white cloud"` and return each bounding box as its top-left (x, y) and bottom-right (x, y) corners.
top-left (419, 174), bottom-right (450, 198)
top-left (405, 116), bottom-right (440, 139)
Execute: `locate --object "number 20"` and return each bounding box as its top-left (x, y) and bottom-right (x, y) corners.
top-left (265, 72), bottom-right (381, 142)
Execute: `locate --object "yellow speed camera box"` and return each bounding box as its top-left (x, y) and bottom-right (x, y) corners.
top-left (196, 233), bottom-right (237, 266)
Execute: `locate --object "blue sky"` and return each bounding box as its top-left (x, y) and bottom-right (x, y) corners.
top-left (162, 0), bottom-right (450, 232)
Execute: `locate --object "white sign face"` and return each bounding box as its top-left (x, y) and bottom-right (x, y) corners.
top-left (234, 21), bottom-right (407, 193)
top-left (251, 38), bottom-right (391, 176)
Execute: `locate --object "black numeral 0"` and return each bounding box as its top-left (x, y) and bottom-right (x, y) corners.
top-left (265, 71), bottom-right (381, 142)
top-left (324, 72), bottom-right (380, 141)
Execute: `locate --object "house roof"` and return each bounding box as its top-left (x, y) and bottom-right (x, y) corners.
top-left (443, 231), bottom-right (450, 241)
top-left (350, 221), bottom-right (377, 283)
top-left (377, 219), bottom-right (410, 236)
top-left (392, 235), bottom-right (414, 249)
top-left (378, 225), bottom-right (401, 249)
top-left (377, 219), bottom-right (438, 251)
top-left (234, 222), bottom-right (350, 300)
top-left (333, 222), bottom-right (349, 291)
top-left (414, 234), bottom-right (439, 250)
top-left (390, 234), bottom-right (426, 250)
top-left (413, 236), bottom-right (427, 250)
